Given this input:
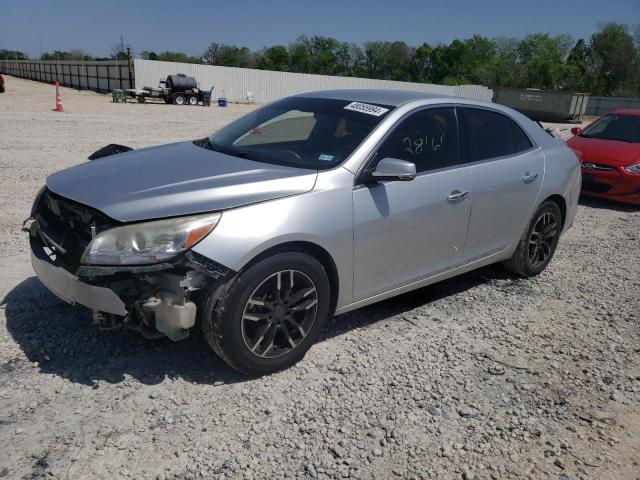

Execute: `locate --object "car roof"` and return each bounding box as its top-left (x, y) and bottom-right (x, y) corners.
top-left (608, 109), bottom-right (640, 116)
top-left (295, 89), bottom-right (456, 107)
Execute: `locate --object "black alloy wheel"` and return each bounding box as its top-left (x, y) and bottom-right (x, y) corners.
top-left (201, 251), bottom-right (331, 375)
top-left (528, 211), bottom-right (558, 266)
top-left (502, 200), bottom-right (562, 277)
top-left (241, 269), bottom-right (318, 358)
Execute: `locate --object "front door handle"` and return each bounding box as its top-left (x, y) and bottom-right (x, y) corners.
top-left (447, 190), bottom-right (469, 202)
top-left (522, 172), bottom-right (538, 183)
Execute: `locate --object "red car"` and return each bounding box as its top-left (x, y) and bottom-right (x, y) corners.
top-left (566, 109), bottom-right (640, 204)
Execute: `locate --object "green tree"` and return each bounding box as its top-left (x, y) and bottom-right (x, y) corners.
top-left (259, 45), bottom-right (289, 71)
top-left (589, 23), bottom-right (637, 95)
top-left (288, 37), bottom-right (312, 73)
top-left (410, 43), bottom-right (434, 82)
top-left (157, 51), bottom-right (201, 64)
top-left (215, 44), bottom-right (253, 67)
top-left (516, 33), bottom-right (574, 89)
top-left (0, 49), bottom-right (28, 60)
top-left (40, 50), bottom-right (76, 61)
top-left (140, 50), bottom-right (159, 60)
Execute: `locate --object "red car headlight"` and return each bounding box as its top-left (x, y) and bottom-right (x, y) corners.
top-left (623, 162), bottom-right (640, 174)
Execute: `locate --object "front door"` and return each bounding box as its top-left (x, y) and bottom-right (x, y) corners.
top-left (353, 107), bottom-right (472, 301)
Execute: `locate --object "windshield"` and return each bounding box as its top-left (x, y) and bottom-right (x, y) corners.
top-left (580, 113), bottom-right (640, 143)
top-left (207, 97), bottom-right (393, 169)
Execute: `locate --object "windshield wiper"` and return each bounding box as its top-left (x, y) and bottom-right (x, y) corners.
top-left (207, 141), bottom-right (255, 160)
top-left (578, 133), bottom-right (592, 138)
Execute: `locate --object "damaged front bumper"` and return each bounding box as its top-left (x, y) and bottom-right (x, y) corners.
top-left (31, 236), bottom-right (128, 315)
top-left (28, 220), bottom-right (234, 341)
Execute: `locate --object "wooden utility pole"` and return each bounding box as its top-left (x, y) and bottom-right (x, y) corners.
top-left (127, 47), bottom-right (133, 88)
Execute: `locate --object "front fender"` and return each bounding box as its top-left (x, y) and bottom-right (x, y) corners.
top-left (192, 168), bottom-right (355, 309)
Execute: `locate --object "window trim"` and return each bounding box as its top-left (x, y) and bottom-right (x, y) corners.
top-left (354, 103), bottom-right (460, 186)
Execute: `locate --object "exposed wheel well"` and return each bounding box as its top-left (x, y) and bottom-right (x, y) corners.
top-left (240, 242), bottom-right (340, 315)
top-left (545, 194), bottom-right (567, 228)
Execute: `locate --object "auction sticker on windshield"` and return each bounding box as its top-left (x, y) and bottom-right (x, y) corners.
top-left (344, 102), bottom-right (389, 116)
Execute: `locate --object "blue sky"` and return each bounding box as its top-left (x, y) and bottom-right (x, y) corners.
top-left (1, 0), bottom-right (638, 58)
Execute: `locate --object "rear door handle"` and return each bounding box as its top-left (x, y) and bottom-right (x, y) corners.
top-left (447, 190), bottom-right (469, 202)
top-left (522, 172), bottom-right (538, 183)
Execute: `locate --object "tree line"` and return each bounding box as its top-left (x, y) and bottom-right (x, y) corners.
top-left (1, 22), bottom-right (638, 96)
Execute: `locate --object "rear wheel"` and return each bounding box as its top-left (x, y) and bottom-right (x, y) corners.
top-left (503, 200), bottom-right (562, 277)
top-left (173, 94), bottom-right (186, 105)
top-left (202, 252), bottom-right (331, 375)
top-left (188, 95), bottom-right (198, 105)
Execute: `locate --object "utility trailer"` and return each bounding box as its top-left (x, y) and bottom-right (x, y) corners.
top-left (134, 74), bottom-right (213, 106)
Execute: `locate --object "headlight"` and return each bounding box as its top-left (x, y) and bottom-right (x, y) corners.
top-left (623, 162), bottom-right (640, 174)
top-left (81, 212), bottom-right (221, 265)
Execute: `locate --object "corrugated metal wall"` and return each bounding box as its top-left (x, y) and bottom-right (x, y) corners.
top-left (0, 60), bottom-right (134, 92)
top-left (134, 59), bottom-right (494, 103)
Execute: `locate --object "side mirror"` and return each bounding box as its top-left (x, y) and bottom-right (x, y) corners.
top-left (570, 127), bottom-right (582, 136)
top-left (370, 157), bottom-right (416, 182)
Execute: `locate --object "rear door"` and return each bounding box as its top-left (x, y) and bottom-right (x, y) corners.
top-left (458, 107), bottom-right (544, 260)
top-left (352, 107), bottom-right (472, 300)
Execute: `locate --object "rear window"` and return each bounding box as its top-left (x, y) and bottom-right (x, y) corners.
top-left (460, 108), bottom-right (533, 162)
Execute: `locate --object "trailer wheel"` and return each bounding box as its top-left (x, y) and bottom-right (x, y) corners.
top-left (164, 98), bottom-right (172, 104)
top-left (188, 95), bottom-right (198, 106)
top-left (137, 95), bottom-right (146, 104)
top-left (173, 94), bottom-right (186, 106)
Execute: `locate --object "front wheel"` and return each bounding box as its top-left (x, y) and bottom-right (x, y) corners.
top-left (503, 200), bottom-right (562, 277)
top-left (202, 252), bottom-right (331, 375)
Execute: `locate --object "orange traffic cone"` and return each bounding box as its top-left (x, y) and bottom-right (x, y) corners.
top-left (55, 82), bottom-right (64, 112)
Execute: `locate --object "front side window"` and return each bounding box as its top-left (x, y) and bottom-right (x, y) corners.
top-left (374, 107), bottom-right (459, 173)
top-left (459, 108), bottom-right (532, 162)
top-left (207, 97), bottom-right (393, 169)
top-left (580, 114), bottom-right (640, 144)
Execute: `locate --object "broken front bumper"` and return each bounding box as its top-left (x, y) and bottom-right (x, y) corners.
top-left (29, 220), bottom-right (235, 341)
top-left (30, 236), bottom-right (128, 315)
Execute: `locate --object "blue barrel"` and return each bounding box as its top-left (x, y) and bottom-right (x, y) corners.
top-left (218, 98), bottom-right (227, 107)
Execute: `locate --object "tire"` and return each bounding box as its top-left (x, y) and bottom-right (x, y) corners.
top-left (137, 95), bottom-right (146, 104)
top-left (187, 95), bottom-right (198, 106)
top-left (502, 200), bottom-right (562, 277)
top-left (202, 252), bottom-right (331, 375)
top-left (173, 94), bottom-right (186, 105)
top-left (164, 98), bottom-right (172, 104)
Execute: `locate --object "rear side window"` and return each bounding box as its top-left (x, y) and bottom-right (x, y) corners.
top-left (512, 122), bottom-right (533, 152)
top-left (459, 108), bottom-right (532, 162)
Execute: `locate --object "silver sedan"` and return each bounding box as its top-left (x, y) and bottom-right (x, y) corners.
top-left (28, 89), bottom-right (581, 374)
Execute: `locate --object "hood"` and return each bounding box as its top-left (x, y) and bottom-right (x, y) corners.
top-left (566, 135), bottom-right (640, 167)
top-left (46, 141), bottom-right (318, 222)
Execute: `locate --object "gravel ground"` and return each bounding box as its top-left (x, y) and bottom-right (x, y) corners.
top-left (0, 76), bottom-right (639, 480)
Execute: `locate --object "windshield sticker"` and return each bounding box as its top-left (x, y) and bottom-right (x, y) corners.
top-left (318, 153), bottom-right (334, 162)
top-left (344, 102), bottom-right (389, 116)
